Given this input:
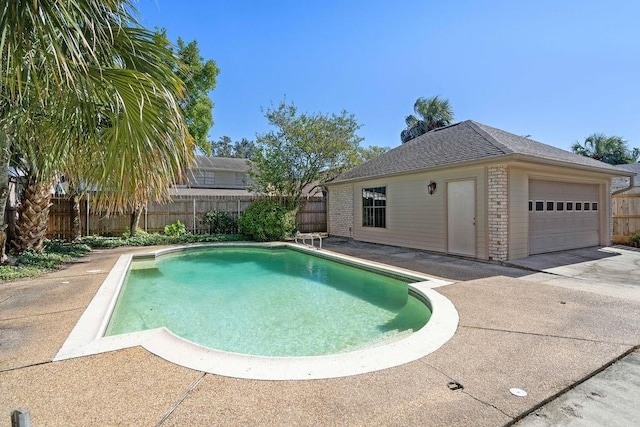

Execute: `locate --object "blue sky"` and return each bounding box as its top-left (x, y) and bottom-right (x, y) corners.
top-left (137, 0), bottom-right (639, 153)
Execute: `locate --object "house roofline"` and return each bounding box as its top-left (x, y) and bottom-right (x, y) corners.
top-left (325, 154), bottom-right (634, 186)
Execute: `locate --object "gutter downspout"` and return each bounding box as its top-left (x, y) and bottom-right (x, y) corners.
top-left (612, 174), bottom-right (636, 195)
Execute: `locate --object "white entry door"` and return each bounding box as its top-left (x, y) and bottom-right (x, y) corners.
top-left (447, 180), bottom-right (476, 256)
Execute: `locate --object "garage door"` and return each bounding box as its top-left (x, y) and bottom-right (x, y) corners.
top-left (529, 180), bottom-right (600, 254)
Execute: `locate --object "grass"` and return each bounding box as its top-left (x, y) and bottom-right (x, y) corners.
top-left (0, 232), bottom-right (246, 280)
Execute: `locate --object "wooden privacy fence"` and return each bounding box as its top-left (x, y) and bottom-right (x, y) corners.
top-left (613, 193), bottom-right (640, 243)
top-left (47, 195), bottom-right (326, 239)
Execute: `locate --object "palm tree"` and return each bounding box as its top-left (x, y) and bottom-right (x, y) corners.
top-left (1, 0), bottom-right (194, 254)
top-left (401, 96), bottom-right (454, 143)
top-left (571, 133), bottom-right (634, 165)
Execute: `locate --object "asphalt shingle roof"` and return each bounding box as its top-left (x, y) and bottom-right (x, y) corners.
top-left (193, 156), bottom-right (250, 172)
top-left (330, 120), bottom-right (629, 183)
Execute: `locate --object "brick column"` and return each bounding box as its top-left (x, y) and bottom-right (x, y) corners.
top-left (328, 184), bottom-right (354, 238)
top-left (488, 166), bottom-right (509, 261)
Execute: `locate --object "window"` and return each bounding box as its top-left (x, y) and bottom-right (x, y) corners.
top-left (535, 201), bottom-right (544, 211)
top-left (556, 201), bottom-right (564, 211)
top-left (584, 202), bottom-right (590, 211)
top-left (546, 201), bottom-right (555, 211)
top-left (194, 171), bottom-right (215, 186)
top-left (528, 201), bottom-right (533, 211)
top-left (566, 202), bottom-right (574, 211)
top-left (362, 187), bottom-right (386, 227)
top-left (575, 202), bottom-right (582, 211)
top-left (592, 202), bottom-right (598, 211)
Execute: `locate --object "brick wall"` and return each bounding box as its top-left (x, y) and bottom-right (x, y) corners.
top-left (328, 184), bottom-right (354, 238)
top-left (488, 165), bottom-right (509, 261)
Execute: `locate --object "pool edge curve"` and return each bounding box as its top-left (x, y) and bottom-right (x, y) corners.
top-left (54, 242), bottom-right (459, 380)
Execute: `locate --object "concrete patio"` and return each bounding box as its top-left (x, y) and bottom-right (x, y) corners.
top-left (1, 241), bottom-right (639, 426)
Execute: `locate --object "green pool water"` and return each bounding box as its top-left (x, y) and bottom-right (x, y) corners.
top-left (105, 247), bottom-right (432, 357)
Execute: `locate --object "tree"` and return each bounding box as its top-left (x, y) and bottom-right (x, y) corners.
top-left (401, 96), bottom-right (454, 143)
top-left (211, 136), bottom-right (234, 157)
top-left (155, 30), bottom-right (219, 155)
top-left (1, 0), bottom-right (193, 253)
top-left (571, 133), bottom-right (638, 165)
top-left (233, 138), bottom-right (257, 159)
top-left (251, 101), bottom-right (364, 210)
top-left (357, 145), bottom-right (390, 164)
top-left (209, 136), bottom-right (256, 158)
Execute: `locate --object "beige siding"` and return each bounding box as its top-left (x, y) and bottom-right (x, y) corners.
top-left (350, 166), bottom-right (488, 259)
top-left (188, 169), bottom-right (249, 189)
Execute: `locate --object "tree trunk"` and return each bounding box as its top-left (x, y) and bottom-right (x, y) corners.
top-left (0, 131), bottom-right (11, 262)
top-left (69, 192), bottom-right (82, 241)
top-left (13, 181), bottom-right (53, 253)
top-left (129, 205), bottom-right (143, 237)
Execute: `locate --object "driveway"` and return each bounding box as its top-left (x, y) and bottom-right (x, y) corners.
top-left (508, 245), bottom-right (640, 303)
top-left (323, 239), bottom-right (640, 302)
top-left (322, 239), bottom-right (640, 426)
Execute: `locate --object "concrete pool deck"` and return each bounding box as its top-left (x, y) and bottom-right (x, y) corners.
top-left (2, 241), bottom-right (640, 426)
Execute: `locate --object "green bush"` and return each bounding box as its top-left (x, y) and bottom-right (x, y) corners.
top-left (238, 199), bottom-right (296, 242)
top-left (630, 231), bottom-right (640, 248)
top-left (201, 210), bottom-right (236, 234)
top-left (80, 232), bottom-right (245, 249)
top-left (164, 220), bottom-right (187, 237)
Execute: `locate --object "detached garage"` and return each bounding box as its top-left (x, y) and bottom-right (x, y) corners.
top-left (326, 120), bottom-right (633, 261)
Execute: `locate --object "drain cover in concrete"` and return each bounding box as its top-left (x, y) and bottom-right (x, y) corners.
top-left (510, 388), bottom-right (528, 397)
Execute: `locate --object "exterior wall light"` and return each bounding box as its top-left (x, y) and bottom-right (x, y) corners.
top-left (427, 180), bottom-right (437, 195)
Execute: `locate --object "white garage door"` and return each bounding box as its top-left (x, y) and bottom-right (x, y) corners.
top-left (529, 180), bottom-right (600, 255)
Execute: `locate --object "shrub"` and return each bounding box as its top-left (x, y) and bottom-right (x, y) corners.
top-left (201, 210), bottom-right (236, 234)
top-left (630, 231), bottom-right (640, 248)
top-left (0, 240), bottom-right (92, 280)
top-left (164, 220), bottom-right (187, 237)
top-left (80, 231), bottom-right (246, 249)
top-left (238, 199), bottom-right (296, 242)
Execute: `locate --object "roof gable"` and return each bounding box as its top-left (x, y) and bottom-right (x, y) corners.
top-left (331, 120), bottom-right (628, 183)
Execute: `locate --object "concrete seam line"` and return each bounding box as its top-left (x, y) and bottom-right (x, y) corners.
top-left (155, 372), bottom-right (207, 426)
top-left (461, 325), bottom-right (636, 346)
top-left (503, 344), bottom-right (640, 427)
top-left (0, 360), bottom-right (52, 374)
top-left (421, 361), bottom-right (513, 419)
top-left (0, 307), bottom-right (83, 322)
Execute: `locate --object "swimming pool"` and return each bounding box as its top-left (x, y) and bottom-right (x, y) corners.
top-left (105, 247), bottom-right (431, 357)
top-left (56, 243), bottom-right (458, 380)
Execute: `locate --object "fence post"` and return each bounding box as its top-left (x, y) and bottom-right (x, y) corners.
top-left (86, 195), bottom-right (90, 236)
top-left (193, 198), bottom-right (196, 233)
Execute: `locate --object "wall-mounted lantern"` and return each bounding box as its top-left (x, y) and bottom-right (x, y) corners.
top-left (427, 180), bottom-right (437, 195)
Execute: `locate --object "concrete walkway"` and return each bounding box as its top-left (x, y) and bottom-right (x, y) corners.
top-left (1, 242), bottom-right (640, 426)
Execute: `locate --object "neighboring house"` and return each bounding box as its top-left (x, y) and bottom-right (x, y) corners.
top-left (325, 120), bottom-right (634, 261)
top-left (172, 156), bottom-right (253, 196)
top-left (612, 163), bottom-right (640, 195)
top-left (170, 155), bottom-right (324, 198)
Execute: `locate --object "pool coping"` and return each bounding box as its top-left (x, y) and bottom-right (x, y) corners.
top-left (54, 242), bottom-right (458, 380)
